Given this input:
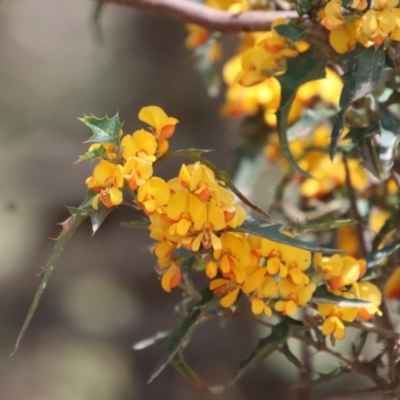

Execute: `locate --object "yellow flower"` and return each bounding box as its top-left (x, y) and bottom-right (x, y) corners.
top-left (138, 177), bottom-right (170, 215)
top-left (321, 0), bottom-right (346, 31)
top-left (138, 106), bottom-right (179, 139)
top-left (329, 22), bottom-right (358, 54)
top-left (349, 0), bottom-right (367, 10)
top-left (352, 282), bottom-right (382, 320)
top-left (121, 129), bottom-right (157, 162)
top-left (88, 143), bottom-right (118, 159)
top-left (123, 157), bottom-right (153, 191)
top-left (161, 263), bottom-right (182, 292)
top-left (210, 278), bottom-right (241, 308)
top-left (362, 9), bottom-right (396, 46)
top-left (86, 160), bottom-right (124, 209)
top-left (384, 267), bottom-right (400, 298)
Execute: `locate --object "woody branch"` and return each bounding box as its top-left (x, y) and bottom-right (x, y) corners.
top-left (102, 0), bottom-right (298, 32)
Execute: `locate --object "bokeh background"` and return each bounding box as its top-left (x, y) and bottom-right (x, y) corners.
top-left (0, 1), bottom-right (384, 399)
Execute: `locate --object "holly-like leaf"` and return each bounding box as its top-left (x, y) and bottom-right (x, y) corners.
top-left (276, 50), bottom-right (326, 177)
top-left (378, 111), bottom-right (400, 179)
top-left (148, 288), bottom-right (215, 383)
top-left (226, 318), bottom-right (305, 389)
top-left (330, 46), bottom-right (385, 160)
top-left (81, 114), bottom-right (122, 147)
top-left (312, 286), bottom-right (372, 307)
top-left (274, 22), bottom-right (306, 42)
top-left (293, 218), bottom-right (356, 234)
top-left (76, 144), bottom-right (109, 163)
top-left (155, 149), bottom-right (274, 221)
top-left (366, 239), bottom-right (400, 269)
top-left (80, 189), bottom-right (112, 234)
top-left (237, 220), bottom-right (340, 253)
top-left (12, 207), bottom-right (88, 355)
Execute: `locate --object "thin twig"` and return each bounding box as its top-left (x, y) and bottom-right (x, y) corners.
top-left (102, 0), bottom-right (298, 32)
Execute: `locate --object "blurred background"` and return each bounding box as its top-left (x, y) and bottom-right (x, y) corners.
top-left (0, 1), bottom-right (383, 399)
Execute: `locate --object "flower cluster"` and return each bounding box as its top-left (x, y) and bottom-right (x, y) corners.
top-left (85, 106), bottom-right (178, 210)
top-left (320, 0), bottom-right (400, 52)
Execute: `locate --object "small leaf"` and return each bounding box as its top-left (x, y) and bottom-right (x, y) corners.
top-left (274, 22), bottom-right (306, 42)
top-left (171, 356), bottom-right (222, 394)
top-left (276, 50), bottom-right (326, 177)
top-left (80, 190), bottom-right (112, 234)
top-left (133, 331), bottom-right (170, 351)
top-left (226, 318), bottom-right (304, 388)
top-left (378, 111), bottom-right (400, 179)
top-left (312, 286), bottom-right (372, 307)
top-left (12, 207), bottom-right (88, 354)
top-left (76, 144), bottom-right (109, 163)
top-left (366, 239), bottom-right (400, 269)
top-left (293, 218), bottom-right (356, 234)
top-left (330, 46), bottom-right (385, 159)
top-left (237, 220), bottom-right (340, 253)
top-left (148, 288), bottom-right (214, 383)
top-left (81, 114), bottom-right (122, 147)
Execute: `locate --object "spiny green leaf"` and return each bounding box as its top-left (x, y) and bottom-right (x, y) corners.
top-left (330, 46), bottom-right (385, 160)
top-left (80, 190), bottom-right (112, 234)
top-left (237, 220), bottom-right (340, 253)
top-left (133, 331), bottom-right (170, 351)
top-left (81, 114), bottom-right (122, 148)
top-left (276, 50), bottom-right (326, 177)
top-left (274, 22), bottom-right (306, 42)
top-left (378, 111), bottom-right (400, 179)
top-left (312, 286), bottom-right (372, 307)
top-left (155, 149), bottom-right (274, 221)
top-left (12, 207), bottom-right (88, 355)
top-left (148, 288), bottom-right (215, 383)
top-left (366, 239), bottom-right (400, 269)
top-left (76, 144), bottom-right (109, 163)
top-left (287, 109), bottom-right (337, 141)
top-left (171, 356), bottom-right (222, 394)
top-left (293, 218), bottom-right (356, 234)
top-left (226, 319), bottom-right (305, 389)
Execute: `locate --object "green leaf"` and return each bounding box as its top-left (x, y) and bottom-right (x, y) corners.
top-left (293, 218), bottom-right (356, 234)
top-left (330, 46), bottom-right (385, 160)
top-left (12, 207), bottom-right (88, 355)
top-left (133, 331), bottom-right (170, 351)
top-left (366, 239), bottom-right (400, 269)
top-left (155, 149), bottom-right (274, 221)
top-left (385, 52), bottom-right (396, 69)
top-left (276, 50), bottom-right (326, 177)
top-left (274, 23), bottom-right (306, 42)
top-left (378, 111), bottom-right (400, 179)
top-left (81, 114), bottom-right (122, 148)
top-left (148, 288), bottom-right (215, 383)
top-left (171, 356), bottom-right (222, 394)
top-left (312, 286), bottom-right (372, 307)
top-left (80, 190), bottom-right (112, 234)
top-left (76, 144), bottom-right (109, 163)
top-left (237, 220), bottom-right (341, 253)
top-left (227, 319), bottom-right (304, 388)
top-left (287, 109), bottom-right (337, 141)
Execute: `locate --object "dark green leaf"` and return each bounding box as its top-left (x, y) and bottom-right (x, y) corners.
top-left (274, 23), bottom-right (306, 42)
top-left (312, 286), bottom-right (372, 307)
top-left (293, 218), bottom-right (356, 234)
top-left (385, 52), bottom-right (396, 69)
top-left (330, 46), bottom-right (385, 160)
top-left (12, 207), bottom-right (88, 354)
top-left (76, 144), bottom-right (109, 163)
top-left (237, 220), bottom-right (341, 253)
top-left (366, 239), bottom-right (400, 269)
top-left (227, 319), bottom-right (304, 388)
top-left (133, 331), bottom-right (170, 350)
top-left (148, 288), bottom-right (214, 383)
top-left (121, 219), bottom-right (150, 229)
top-left (80, 190), bottom-right (112, 234)
top-left (276, 50), bottom-right (326, 177)
top-left (155, 149), bottom-right (274, 221)
top-left (378, 111), bottom-right (400, 179)
top-left (81, 114), bottom-right (122, 148)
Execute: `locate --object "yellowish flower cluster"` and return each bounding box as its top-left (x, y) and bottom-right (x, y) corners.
top-left (265, 125), bottom-right (369, 198)
top-left (85, 106), bottom-right (178, 210)
top-left (320, 0), bottom-right (400, 52)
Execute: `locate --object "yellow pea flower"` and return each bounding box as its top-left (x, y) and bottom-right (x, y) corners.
top-left (121, 129), bottom-right (157, 162)
top-left (210, 278), bottom-right (241, 308)
top-left (161, 264), bottom-right (182, 292)
top-left (138, 106), bottom-right (179, 139)
top-left (138, 177), bottom-right (170, 215)
top-left (123, 157), bottom-right (153, 191)
top-left (384, 267), bottom-right (400, 298)
top-left (352, 282), bottom-right (382, 320)
top-left (362, 9), bottom-right (396, 46)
